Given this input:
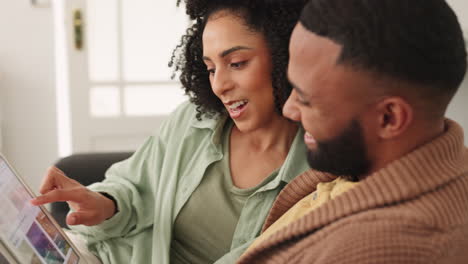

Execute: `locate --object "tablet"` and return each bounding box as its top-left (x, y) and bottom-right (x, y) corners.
top-left (0, 154), bottom-right (85, 264)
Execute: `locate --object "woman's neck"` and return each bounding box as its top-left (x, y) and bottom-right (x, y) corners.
top-left (231, 116), bottom-right (298, 153)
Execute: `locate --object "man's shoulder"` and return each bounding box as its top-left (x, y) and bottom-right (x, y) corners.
top-left (290, 176), bottom-right (468, 257)
top-left (303, 216), bottom-right (447, 263)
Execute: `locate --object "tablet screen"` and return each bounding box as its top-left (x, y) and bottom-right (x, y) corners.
top-left (0, 159), bottom-right (80, 264)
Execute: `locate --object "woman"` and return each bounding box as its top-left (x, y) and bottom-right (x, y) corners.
top-left (31, 0), bottom-right (309, 263)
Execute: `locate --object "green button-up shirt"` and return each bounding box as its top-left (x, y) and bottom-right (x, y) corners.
top-left (70, 101), bottom-right (309, 264)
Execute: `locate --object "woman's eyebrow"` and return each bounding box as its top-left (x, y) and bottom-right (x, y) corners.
top-left (203, 45), bottom-right (252, 61)
top-left (220, 46), bottom-right (252, 57)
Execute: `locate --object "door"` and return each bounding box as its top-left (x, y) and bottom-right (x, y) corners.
top-left (55, 0), bottom-right (188, 156)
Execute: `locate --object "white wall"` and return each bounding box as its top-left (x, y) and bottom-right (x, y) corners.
top-left (446, 0), bottom-right (468, 142)
top-left (0, 0), bottom-right (58, 191)
top-left (447, 0), bottom-right (468, 29)
top-left (447, 79), bottom-right (468, 141)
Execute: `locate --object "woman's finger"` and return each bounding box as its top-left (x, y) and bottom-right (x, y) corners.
top-left (38, 166), bottom-right (73, 194)
top-left (67, 211), bottom-right (100, 226)
top-left (31, 187), bottom-right (86, 205)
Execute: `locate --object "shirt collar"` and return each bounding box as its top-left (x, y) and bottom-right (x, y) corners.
top-left (190, 112), bottom-right (229, 149)
top-left (257, 127), bottom-right (310, 192)
top-left (279, 126), bottom-right (309, 183)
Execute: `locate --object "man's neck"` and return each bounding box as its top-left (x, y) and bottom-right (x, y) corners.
top-left (362, 119), bottom-right (446, 180)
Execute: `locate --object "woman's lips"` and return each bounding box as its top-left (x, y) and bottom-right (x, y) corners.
top-left (228, 102), bottom-right (247, 119)
top-left (226, 100), bottom-right (248, 119)
top-left (304, 131), bottom-right (316, 145)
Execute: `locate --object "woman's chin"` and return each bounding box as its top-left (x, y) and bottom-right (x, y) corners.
top-left (232, 120), bottom-right (255, 133)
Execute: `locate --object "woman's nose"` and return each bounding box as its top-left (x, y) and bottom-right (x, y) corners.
top-left (211, 69), bottom-right (234, 96)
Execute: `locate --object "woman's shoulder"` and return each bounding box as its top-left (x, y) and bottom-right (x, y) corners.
top-left (169, 100), bottom-right (198, 120)
top-left (159, 100), bottom-right (221, 135)
top-left (167, 100), bottom-right (219, 124)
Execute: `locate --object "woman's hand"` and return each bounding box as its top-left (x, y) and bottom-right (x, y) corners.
top-left (30, 166), bottom-right (116, 226)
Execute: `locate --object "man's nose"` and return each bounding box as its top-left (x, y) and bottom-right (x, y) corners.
top-left (283, 90), bottom-right (301, 121)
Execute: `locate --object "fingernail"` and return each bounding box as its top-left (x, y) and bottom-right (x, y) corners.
top-left (69, 216), bottom-right (76, 225)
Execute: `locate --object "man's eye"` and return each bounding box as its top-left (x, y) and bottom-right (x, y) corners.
top-left (296, 97), bottom-right (310, 106)
top-left (230, 61), bottom-right (247, 69)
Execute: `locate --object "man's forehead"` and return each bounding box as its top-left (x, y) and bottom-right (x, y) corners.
top-left (288, 23), bottom-right (343, 91)
top-left (290, 23), bottom-right (342, 64)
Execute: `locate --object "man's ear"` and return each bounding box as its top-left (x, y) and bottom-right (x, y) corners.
top-left (375, 97), bottom-right (413, 139)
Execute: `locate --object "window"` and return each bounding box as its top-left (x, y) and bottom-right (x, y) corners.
top-left (87, 0), bottom-right (188, 117)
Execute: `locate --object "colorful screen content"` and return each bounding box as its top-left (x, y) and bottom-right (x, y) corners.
top-left (0, 159), bottom-right (79, 264)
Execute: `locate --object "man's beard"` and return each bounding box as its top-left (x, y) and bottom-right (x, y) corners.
top-left (306, 119), bottom-right (371, 182)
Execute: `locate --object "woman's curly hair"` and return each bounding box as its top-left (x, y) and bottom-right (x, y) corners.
top-left (170, 0), bottom-right (307, 120)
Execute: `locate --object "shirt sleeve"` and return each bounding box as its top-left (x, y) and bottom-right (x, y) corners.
top-left (68, 115), bottom-right (173, 243)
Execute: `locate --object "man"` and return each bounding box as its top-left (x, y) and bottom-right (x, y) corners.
top-left (238, 0), bottom-right (468, 263)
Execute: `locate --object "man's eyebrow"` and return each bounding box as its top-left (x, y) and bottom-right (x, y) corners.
top-left (289, 79), bottom-right (307, 97)
top-left (202, 46), bottom-right (252, 61)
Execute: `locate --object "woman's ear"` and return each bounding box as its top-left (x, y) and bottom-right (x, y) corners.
top-left (375, 97), bottom-right (413, 140)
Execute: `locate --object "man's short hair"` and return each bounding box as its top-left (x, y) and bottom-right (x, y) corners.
top-left (300, 0), bottom-right (467, 99)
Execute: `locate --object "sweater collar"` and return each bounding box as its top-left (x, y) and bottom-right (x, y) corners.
top-left (254, 119), bottom-right (468, 256)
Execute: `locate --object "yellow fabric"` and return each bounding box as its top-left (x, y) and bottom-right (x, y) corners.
top-left (245, 177), bottom-right (359, 253)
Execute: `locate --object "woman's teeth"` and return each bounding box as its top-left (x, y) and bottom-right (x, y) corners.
top-left (228, 100), bottom-right (248, 111)
top-left (304, 132), bottom-right (316, 144)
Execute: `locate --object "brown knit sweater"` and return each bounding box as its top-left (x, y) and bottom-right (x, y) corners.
top-left (238, 119), bottom-right (468, 264)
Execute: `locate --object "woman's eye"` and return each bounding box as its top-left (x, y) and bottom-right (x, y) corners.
top-left (207, 68), bottom-right (216, 75)
top-left (230, 61), bottom-right (247, 69)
